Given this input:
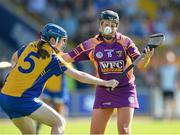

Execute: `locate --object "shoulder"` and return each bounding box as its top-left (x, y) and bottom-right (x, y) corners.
top-left (116, 32), bottom-right (134, 47)
top-left (20, 41), bottom-right (38, 53)
top-left (17, 42), bottom-right (36, 57)
top-left (81, 34), bottom-right (102, 50)
top-left (48, 54), bottom-right (67, 71)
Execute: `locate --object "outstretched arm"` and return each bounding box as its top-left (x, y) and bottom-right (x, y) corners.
top-left (61, 53), bottom-right (74, 63)
top-left (58, 54), bottom-right (119, 89)
top-left (64, 67), bottom-right (119, 89)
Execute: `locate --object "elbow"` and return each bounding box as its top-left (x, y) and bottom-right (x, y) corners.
top-left (75, 72), bottom-right (84, 82)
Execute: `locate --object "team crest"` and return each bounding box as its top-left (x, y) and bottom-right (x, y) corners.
top-left (96, 52), bottom-right (103, 59)
top-left (116, 51), bottom-right (122, 57)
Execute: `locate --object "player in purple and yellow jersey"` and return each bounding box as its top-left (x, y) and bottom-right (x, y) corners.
top-left (0, 23), bottom-right (119, 134)
top-left (61, 10), bottom-right (154, 134)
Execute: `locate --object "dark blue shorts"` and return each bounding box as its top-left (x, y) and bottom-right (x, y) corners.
top-left (0, 93), bottom-right (43, 119)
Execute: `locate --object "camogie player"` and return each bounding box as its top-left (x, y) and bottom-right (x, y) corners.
top-left (0, 23), bottom-right (119, 134)
top-left (61, 10), bottom-right (154, 134)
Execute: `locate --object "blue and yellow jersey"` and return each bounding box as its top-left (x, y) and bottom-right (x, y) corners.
top-left (45, 75), bottom-right (64, 92)
top-left (1, 41), bottom-right (67, 98)
top-left (45, 63), bottom-right (72, 92)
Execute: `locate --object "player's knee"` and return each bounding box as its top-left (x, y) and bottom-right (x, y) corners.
top-left (53, 116), bottom-right (66, 131)
top-left (122, 127), bottom-right (129, 134)
top-left (118, 125), bottom-right (130, 134)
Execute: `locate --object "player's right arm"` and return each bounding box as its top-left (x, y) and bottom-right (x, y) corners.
top-left (64, 66), bottom-right (119, 89)
top-left (61, 39), bottom-right (96, 63)
top-left (11, 45), bottom-right (27, 69)
top-left (11, 51), bottom-right (18, 68)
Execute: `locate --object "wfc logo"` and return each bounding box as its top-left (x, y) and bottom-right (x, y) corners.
top-left (99, 60), bottom-right (124, 73)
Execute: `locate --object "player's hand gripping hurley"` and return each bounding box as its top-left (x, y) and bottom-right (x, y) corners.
top-left (117, 33), bottom-right (165, 82)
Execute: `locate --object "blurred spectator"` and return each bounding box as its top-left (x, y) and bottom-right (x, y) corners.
top-left (43, 0), bottom-right (59, 22)
top-left (57, 7), bottom-right (79, 38)
top-left (144, 66), bottom-right (163, 119)
top-left (27, 0), bottom-right (47, 15)
top-left (74, 1), bottom-right (97, 41)
top-left (153, 15), bottom-right (167, 34)
top-left (175, 69), bottom-right (180, 118)
top-left (120, 0), bottom-right (138, 17)
top-left (11, 0), bottom-right (179, 47)
top-left (130, 13), bottom-right (148, 37)
top-left (145, 66), bottom-right (159, 89)
top-left (72, 0), bottom-right (85, 19)
top-left (94, 0), bottom-right (111, 11)
top-left (118, 15), bottom-right (131, 34)
top-left (158, 51), bottom-right (178, 119)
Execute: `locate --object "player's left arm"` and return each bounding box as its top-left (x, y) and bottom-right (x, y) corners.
top-left (60, 39), bottom-right (95, 63)
top-left (126, 38), bottom-right (154, 71)
top-left (11, 45), bottom-right (27, 68)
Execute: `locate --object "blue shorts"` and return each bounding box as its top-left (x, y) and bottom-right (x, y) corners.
top-left (42, 88), bottom-right (69, 104)
top-left (0, 93), bottom-right (43, 119)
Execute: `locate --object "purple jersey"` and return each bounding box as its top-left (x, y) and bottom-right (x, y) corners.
top-left (68, 33), bottom-right (141, 108)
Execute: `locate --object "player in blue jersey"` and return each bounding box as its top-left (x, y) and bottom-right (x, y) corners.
top-left (0, 23), bottom-right (119, 134)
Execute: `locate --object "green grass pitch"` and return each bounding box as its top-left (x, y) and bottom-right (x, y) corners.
top-left (0, 117), bottom-right (180, 134)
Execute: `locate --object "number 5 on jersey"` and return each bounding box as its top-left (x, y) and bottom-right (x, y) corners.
top-left (18, 52), bottom-right (38, 73)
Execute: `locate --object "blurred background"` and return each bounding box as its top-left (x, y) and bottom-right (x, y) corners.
top-left (0, 0), bottom-right (180, 133)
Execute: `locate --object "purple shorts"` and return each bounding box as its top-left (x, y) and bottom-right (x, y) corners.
top-left (93, 84), bottom-right (139, 109)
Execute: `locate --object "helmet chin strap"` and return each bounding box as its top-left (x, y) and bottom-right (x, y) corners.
top-left (101, 32), bottom-right (116, 40)
top-left (51, 37), bottom-right (60, 47)
top-left (102, 34), bottom-right (113, 40)
top-left (51, 37), bottom-right (60, 53)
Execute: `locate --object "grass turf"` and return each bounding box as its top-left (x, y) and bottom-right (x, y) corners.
top-left (0, 117), bottom-right (180, 134)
